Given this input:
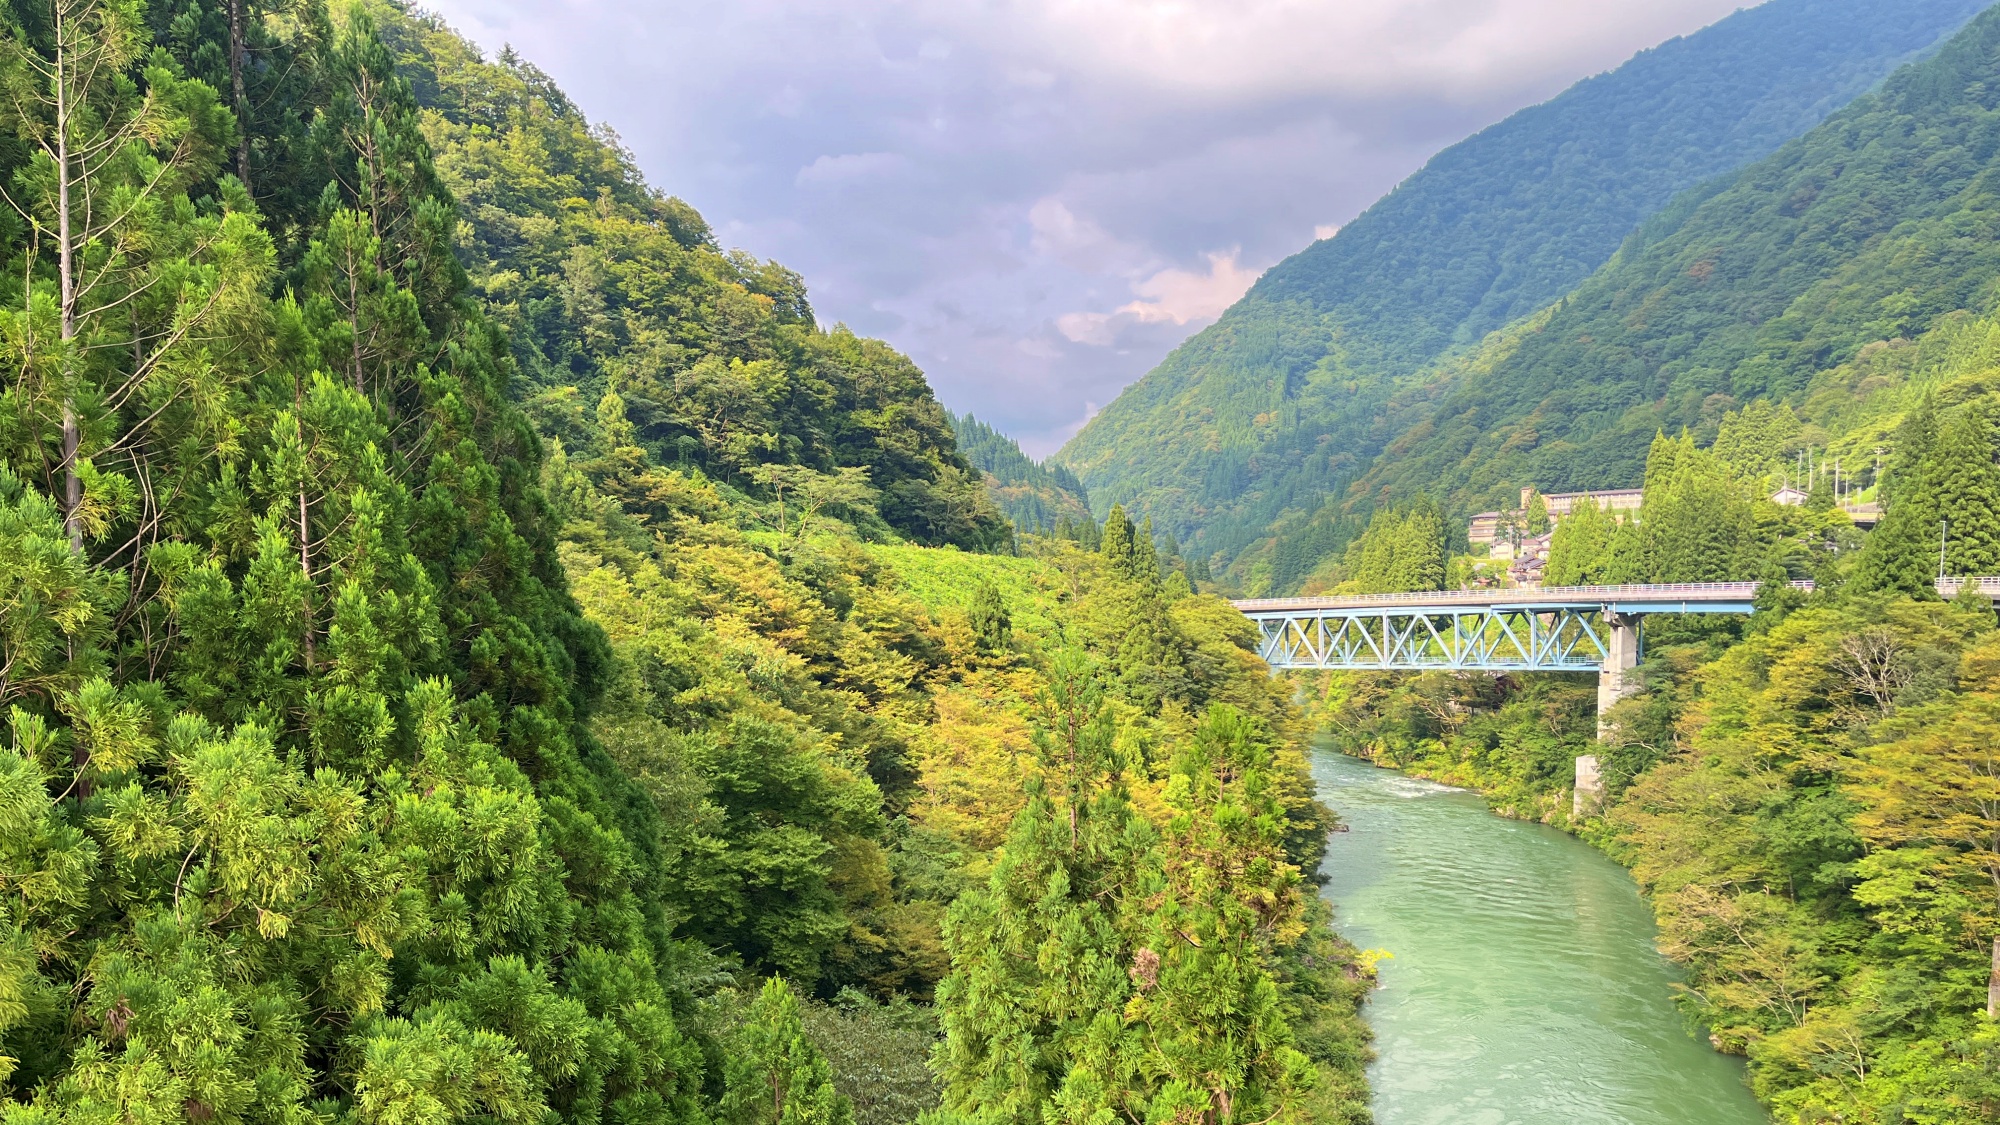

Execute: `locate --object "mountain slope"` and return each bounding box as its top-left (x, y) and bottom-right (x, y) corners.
top-left (951, 414), bottom-right (1094, 533)
top-left (1058, 0), bottom-right (1989, 561)
top-left (1356, 1), bottom-right (2000, 511)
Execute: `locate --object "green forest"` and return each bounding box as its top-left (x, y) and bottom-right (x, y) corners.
top-left (1039, 0), bottom-right (2000, 1117)
top-left (946, 416), bottom-right (1091, 538)
top-left (0, 2), bottom-right (1375, 1124)
top-left (1056, 0), bottom-right (1989, 586)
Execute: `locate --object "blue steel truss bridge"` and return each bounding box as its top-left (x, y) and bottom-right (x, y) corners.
top-left (1233, 578), bottom-right (2000, 812)
top-left (1232, 583), bottom-right (1777, 674)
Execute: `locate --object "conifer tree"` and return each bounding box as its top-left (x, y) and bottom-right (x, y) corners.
top-left (1525, 490), bottom-right (1550, 536)
top-left (1543, 497), bottom-right (1614, 586)
top-left (1067, 705), bottom-right (1315, 1125)
top-left (1859, 400), bottom-right (2000, 595)
top-left (1100, 504), bottom-right (1135, 573)
top-left (1601, 516), bottom-right (1648, 584)
top-left (0, 0), bottom-right (246, 551)
top-left (1641, 430), bottom-right (1685, 498)
top-left (1133, 515), bottom-right (1161, 582)
top-left (1641, 437), bottom-right (1754, 582)
top-left (1925, 401), bottom-right (2000, 576)
top-left (724, 977), bottom-right (854, 1125)
top-left (970, 580), bottom-right (1012, 656)
top-left (933, 650), bottom-right (1149, 1124)
top-left (1881, 394), bottom-right (1939, 512)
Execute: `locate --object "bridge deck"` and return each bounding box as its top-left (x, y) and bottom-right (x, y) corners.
top-left (1231, 581), bottom-right (1809, 616)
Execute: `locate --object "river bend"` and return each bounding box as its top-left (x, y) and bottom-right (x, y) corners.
top-left (1312, 749), bottom-right (1769, 1125)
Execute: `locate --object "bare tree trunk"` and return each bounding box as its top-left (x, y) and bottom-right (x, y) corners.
top-left (228, 0), bottom-right (251, 193)
top-left (55, 2), bottom-right (81, 553)
top-left (295, 381), bottom-right (315, 671)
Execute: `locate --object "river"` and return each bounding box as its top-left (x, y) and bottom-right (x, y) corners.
top-left (1312, 748), bottom-right (1770, 1125)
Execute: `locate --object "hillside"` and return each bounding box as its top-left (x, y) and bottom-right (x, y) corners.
top-left (950, 413), bottom-right (1094, 534)
top-left (1058, 0), bottom-right (1988, 570)
top-left (1355, 0), bottom-right (2000, 512)
top-left (0, 3), bottom-right (1374, 1123)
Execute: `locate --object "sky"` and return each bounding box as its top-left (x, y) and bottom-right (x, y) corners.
top-left (422, 0), bottom-right (1759, 456)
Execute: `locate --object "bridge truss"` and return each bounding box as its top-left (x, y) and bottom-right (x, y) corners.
top-left (1251, 605), bottom-right (1612, 673)
top-left (1233, 583), bottom-right (1794, 673)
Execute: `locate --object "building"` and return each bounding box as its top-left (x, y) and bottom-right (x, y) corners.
top-left (1469, 488), bottom-right (1645, 549)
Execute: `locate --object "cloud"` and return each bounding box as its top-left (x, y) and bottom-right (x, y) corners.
top-left (796, 152), bottom-right (911, 188)
top-left (422, 0), bottom-right (1765, 453)
top-left (1057, 250), bottom-right (1262, 346)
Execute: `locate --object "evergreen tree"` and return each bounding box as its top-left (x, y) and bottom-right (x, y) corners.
top-left (1525, 490), bottom-right (1550, 536)
top-left (1066, 706), bottom-right (1315, 1125)
top-left (1543, 497), bottom-right (1614, 586)
top-left (724, 978), bottom-right (855, 1125)
top-left (1859, 400), bottom-right (2000, 595)
top-left (1926, 401), bottom-right (2000, 576)
top-left (1641, 437), bottom-right (1755, 582)
top-left (934, 650), bottom-right (1149, 1125)
top-left (1881, 394), bottom-right (1940, 513)
top-left (1100, 504), bottom-right (1136, 574)
top-left (970, 580), bottom-right (1012, 656)
top-left (1345, 500), bottom-right (1445, 594)
top-left (1601, 516), bottom-right (1649, 584)
top-left (1133, 516), bottom-right (1162, 583)
top-left (1641, 431), bottom-right (1685, 499)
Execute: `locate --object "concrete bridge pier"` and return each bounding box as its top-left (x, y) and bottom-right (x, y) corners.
top-left (1578, 613), bottom-right (1641, 819)
top-left (1595, 612), bottom-right (1641, 737)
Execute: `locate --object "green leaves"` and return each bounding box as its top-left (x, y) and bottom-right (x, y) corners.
top-left (724, 978), bottom-right (853, 1125)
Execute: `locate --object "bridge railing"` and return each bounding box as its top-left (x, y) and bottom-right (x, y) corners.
top-left (1232, 580), bottom-right (1814, 614)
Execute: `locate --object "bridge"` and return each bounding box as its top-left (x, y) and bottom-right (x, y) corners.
top-left (1232, 578), bottom-right (2000, 815)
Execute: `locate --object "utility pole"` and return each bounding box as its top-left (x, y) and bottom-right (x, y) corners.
top-left (1941, 518), bottom-right (1951, 581)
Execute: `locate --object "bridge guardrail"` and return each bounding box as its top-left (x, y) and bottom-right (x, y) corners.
top-left (1231, 580), bottom-right (1815, 615)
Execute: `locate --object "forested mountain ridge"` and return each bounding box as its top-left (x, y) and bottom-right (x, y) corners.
top-left (0, 2), bottom-right (1374, 1123)
top-left (373, 6), bottom-right (1010, 553)
top-left (1353, 0), bottom-right (2000, 513)
top-left (1057, 0), bottom-right (1988, 573)
top-left (948, 414), bottom-right (1092, 535)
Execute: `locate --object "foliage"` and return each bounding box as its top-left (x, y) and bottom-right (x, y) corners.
top-left (1059, 0), bottom-right (1986, 568)
top-left (0, 3), bottom-right (1372, 1124)
top-left (951, 414), bottom-right (1090, 536)
top-left (372, 4), bottom-right (1007, 551)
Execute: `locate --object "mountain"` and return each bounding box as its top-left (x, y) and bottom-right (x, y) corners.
top-left (1057, 0), bottom-right (1990, 573)
top-left (950, 414), bottom-right (1094, 534)
top-left (1355, 0), bottom-right (2000, 511)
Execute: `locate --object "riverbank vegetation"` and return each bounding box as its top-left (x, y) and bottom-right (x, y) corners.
top-left (1311, 415), bottom-right (2000, 1121)
top-left (0, 3), bottom-right (1371, 1123)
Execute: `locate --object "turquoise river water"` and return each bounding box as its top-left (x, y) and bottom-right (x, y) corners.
top-left (1311, 748), bottom-right (1771, 1125)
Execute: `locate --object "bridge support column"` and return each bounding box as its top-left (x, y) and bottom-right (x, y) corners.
top-left (1578, 613), bottom-right (1640, 820)
top-left (1574, 755), bottom-right (1603, 820)
top-left (1595, 612), bottom-right (1640, 739)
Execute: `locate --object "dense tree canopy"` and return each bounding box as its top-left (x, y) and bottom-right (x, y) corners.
top-left (0, 5), bottom-right (1372, 1124)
